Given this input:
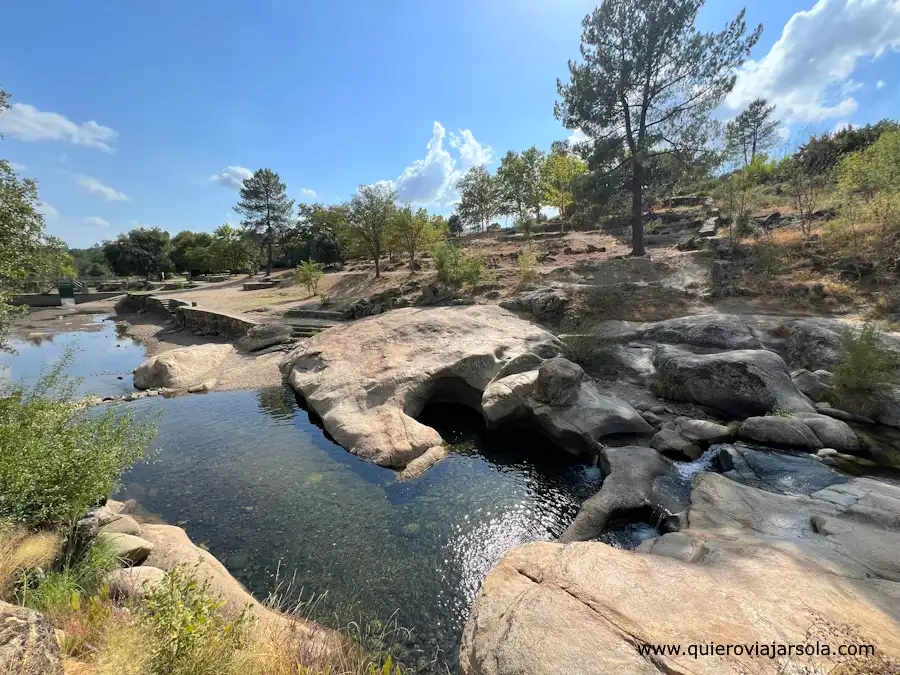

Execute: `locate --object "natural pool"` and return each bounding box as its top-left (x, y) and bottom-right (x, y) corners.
top-left (2, 317), bottom-right (608, 671)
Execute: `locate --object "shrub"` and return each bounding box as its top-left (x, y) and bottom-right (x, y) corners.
top-left (561, 334), bottom-right (619, 374)
top-left (432, 241), bottom-right (462, 284)
top-left (143, 566), bottom-right (253, 675)
top-left (0, 360), bottom-right (154, 528)
top-left (459, 251), bottom-right (487, 293)
top-left (516, 247), bottom-right (539, 285)
top-left (830, 322), bottom-right (900, 416)
top-left (294, 260), bottom-right (325, 297)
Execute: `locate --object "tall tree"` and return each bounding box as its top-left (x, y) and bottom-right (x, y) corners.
top-left (496, 147), bottom-right (545, 224)
top-left (447, 214), bottom-right (464, 237)
top-left (389, 204), bottom-right (438, 270)
top-left (170, 231), bottom-right (215, 274)
top-left (102, 228), bottom-right (173, 279)
top-left (234, 168), bottom-right (294, 276)
top-left (212, 224), bottom-right (257, 273)
top-left (456, 165), bottom-right (498, 233)
top-left (542, 150), bottom-right (588, 229)
top-left (294, 203), bottom-right (348, 266)
top-left (556, 0), bottom-right (761, 256)
top-left (346, 183), bottom-right (397, 278)
top-left (726, 98), bottom-right (779, 167)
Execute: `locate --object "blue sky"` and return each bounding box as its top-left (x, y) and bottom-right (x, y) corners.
top-left (2, 0), bottom-right (899, 248)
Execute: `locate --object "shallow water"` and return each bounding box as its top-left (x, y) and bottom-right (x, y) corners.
top-left (4, 319), bottom-right (606, 671)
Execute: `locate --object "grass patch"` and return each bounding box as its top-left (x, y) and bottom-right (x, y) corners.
top-left (561, 334), bottom-right (619, 375)
top-left (828, 322), bottom-right (900, 417)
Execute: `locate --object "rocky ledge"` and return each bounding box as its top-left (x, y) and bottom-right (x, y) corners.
top-left (279, 306), bottom-right (654, 475)
top-left (461, 448), bottom-right (900, 675)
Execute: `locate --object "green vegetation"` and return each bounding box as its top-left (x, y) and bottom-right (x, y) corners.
top-left (0, 361), bottom-right (154, 527)
top-left (456, 165), bottom-right (499, 233)
top-left (516, 247), bottom-right (539, 285)
top-left (561, 334), bottom-right (619, 374)
top-left (236, 169), bottom-right (296, 277)
top-left (541, 150), bottom-right (587, 229)
top-left (830, 323), bottom-right (900, 416)
top-left (295, 260), bottom-right (325, 297)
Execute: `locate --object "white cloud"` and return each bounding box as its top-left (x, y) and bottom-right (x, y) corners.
top-left (35, 201), bottom-right (59, 220)
top-left (877, 79), bottom-right (887, 89)
top-left (209, 166), bottom-right (252, 191)
top-left (728, 0), bottom-right (900, 123)
top-left (0, 103), bottom-right (118, 152)
top-left (299, 187), bottom-right (317, 199)
top-left (387, 122), bottom-right (493, 206)
top-left (8, 161), bottom-right (27, 173)
top-left (777, 126), bottom-right (792, 141)
top-left (567, 129), bottom-right (590, 145)
top-left (81, 216), bottom-right (109, 228)
top-left (77, 175), bottom-right (130, 201)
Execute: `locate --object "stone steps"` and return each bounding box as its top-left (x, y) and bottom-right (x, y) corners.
top-left (283, 307), bottom-right (344, 320)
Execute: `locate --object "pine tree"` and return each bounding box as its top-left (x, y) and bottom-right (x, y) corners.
top-left (726, 98), bottom-right (780, 168)
top-left (234, 169), bottom-right (294, 276)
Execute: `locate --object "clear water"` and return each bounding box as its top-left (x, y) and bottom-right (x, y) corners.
top-left (3, 319), bottom-right (605, 672)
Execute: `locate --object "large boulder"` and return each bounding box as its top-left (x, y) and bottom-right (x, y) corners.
top-left (791, 369), bottom-right (834, 401)
top-left (134, 343), bottom-right (234, 390)
top-left (595, 314), bottom-right (760, 350)
top-left (650, 428), bottom-right (703, 460)
top-left (560, 446), bottom-right (684, 542)
top-left (649, 346), bottom-right (814, 417)
top-left (236, 323), bottom-right (294, 352)
top-left (280, 306), bottom-right (562, 471)
top-left (499, 287), bottom-right (569, 322)
top-left (462, 466), bottom-right (900, 675)
top-left (793, 412), bottom-right (860, 452)
top-left (738, 416), bottom-right (823, 450)
top-left (0, 602), bottom-right (63, 675)
top-left (677, 418), bottom-right (734, 443)
top-left (105, 565), bottom-right (167, 601)
top-left (99, 532), bottom-right (154, 565)
top-left (483, 367), bottom-right (653, 456)
top-left (531, 358), bottom-right (583, 406)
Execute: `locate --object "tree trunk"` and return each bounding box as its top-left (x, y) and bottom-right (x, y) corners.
top-left (374, 242), bottom-right (381, 278)
top-left (631, 167), bottom-right (646, 257)
top-left (266, 242), bottom-right (273, 276)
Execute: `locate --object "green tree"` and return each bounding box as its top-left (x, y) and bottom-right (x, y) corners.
top-left (234, 168), bottom-right (294, 276)
top-left (726, 98), bottom-right (780, 168)
top-left (102, 228), bottom-right (173, 279)
top-left (456, 165), bottom-right (498, 233)
top-left (496, 148), bottom-right (545, 225)
top-left (556, 0), bottom-right (762, 255)
top-left (294, 203), bottom-right (348, 266)
top-left (447, 214), bottom-right (464, 237)
top-left (390, 204), bottom-right (438, 270)
top-left (68, 245), bottom-right (111, 276)
top-left (542, 150), bottom-right (588, 229)
top-left (346, 183), bottom-right (397, 278)
top-left (294, 260), bottom-right (325, 297)
top-left (170, 231), bottom-right (215, 275)
top-left (211, 224), bottom-right (256, 273)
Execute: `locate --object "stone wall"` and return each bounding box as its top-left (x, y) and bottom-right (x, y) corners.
top-left (177, 306), bottom-right (257, 338)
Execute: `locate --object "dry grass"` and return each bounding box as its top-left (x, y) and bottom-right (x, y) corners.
top-left (0, 522), bottom-right (59, 597)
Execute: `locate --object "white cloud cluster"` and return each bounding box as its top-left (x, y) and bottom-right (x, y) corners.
top-left (210, 165), bottom-right (252, 191)
top-left (78, 175), bottom-right (130, 201)
top-left (382, 122), bottom-right (493, 206)
top-left (0, 103), bottom-right (118, 152)
top-left (727, 0), bottom-right (900, 122)
top-left (299, 187), bottom-right (317, 199)
top-left (35, 201), bottom-right (59, 220)
top-left (877, 79), bottom-right (887, 89)
top-left (9, 161), bottom-right (27, 173)
top-left (81, 216), bottom-right (109, 228)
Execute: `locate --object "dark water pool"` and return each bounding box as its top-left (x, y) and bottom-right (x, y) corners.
top-left (4, 319), bottom-right (606, 671)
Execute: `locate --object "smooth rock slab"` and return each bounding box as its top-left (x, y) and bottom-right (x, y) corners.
top-left (738, 416), bottom-right (823, 450)
top-left (99, 532), bottom-right (154, 566)
top-left (0, 601), bottom-right (63, 675)
top-left (280, 306), bottom-right (562, 471)
top-left (793, 412), bottom-right (860, 452)
top-left (651, 428), bottom-right (703, 460)
top-left (134, 344), bottom-right (233, 390)
top-left (105, 565), bottom-right (166, 601)
top-left (99, 515), bottom-right (142, 536)
top-left (677, 419), bottom-right (734, 443)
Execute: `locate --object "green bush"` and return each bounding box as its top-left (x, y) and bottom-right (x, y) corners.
top-left (830, 323), bottom-right (900, 416)
top-left (432, 241), bottom-right (462, 284)
top-left (294, 260), bottom-right (325, 297)
top-left (0, 362), bottom-right (154, 528)
top-left (459, 251), bottom-right (487, 292)
top-left (143, 566), bottom-right (253, 675)
top-left (516, 247), bottom-right (539, 285)
top-left (561, 334), bottom-right (619, 374)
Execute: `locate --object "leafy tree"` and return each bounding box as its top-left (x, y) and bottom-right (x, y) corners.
top-left (102, 228), bottom-right (173, 279)
top-left (170, 231), bottom-right (215, 275)
top-left (542, 150), bottom-right (588, 229)
top-left (798, 119), bottom-right (900, 175)
top-left (556, 0), bottom-right (762, 255)
top-left (346, 183), bottom-right (397, 278)
top-left (234, 168), bottom-right (294, 276)
top-left (390, 204), bottom-right (438, 270)
top-left (68, 245), bottom-right (111, 276)
top-left (211, 224), bottom-right (256, 273)
top-left (726, 98), bottom-right (780, 168)
top-left (293, 203), bottom-right (348, 266)
top-left (496, 148), bottom-right (545, 224)
top-left (447, 214), bottom-right (464, 237)
top-left (294, 260), bottom-right (325, 297)
top-left (456, 165), bottom-right (498, 233)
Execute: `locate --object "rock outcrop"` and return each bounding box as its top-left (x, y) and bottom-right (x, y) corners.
top-left (280, 306), bottom-right (563, 470)
top-left (649, 346), bottom-right (814, 417)
top-left (482, 360), bottom-right (653, 455)
top-left (0, 602), bottom-right (63, 675)
top-left (237, 323), bottom-right (294, 352)
top-left (462, 459), bottom-right (900, 675)
top-left (134, 343), bottom-right (234, 390)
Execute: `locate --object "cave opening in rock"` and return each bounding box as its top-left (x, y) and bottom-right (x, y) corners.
top-left (596, 505), bottom-right (667, 550)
